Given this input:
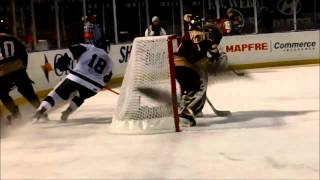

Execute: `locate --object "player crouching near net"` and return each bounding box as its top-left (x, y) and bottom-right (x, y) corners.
top-left (175, 15), bottom-right (225, 127)
top-left (32, 39), bottom-right (113, 123)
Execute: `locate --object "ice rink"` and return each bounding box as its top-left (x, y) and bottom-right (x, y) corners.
top-left (1, 65), bottom-right (319, 179)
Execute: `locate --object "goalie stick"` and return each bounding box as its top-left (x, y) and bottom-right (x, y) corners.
top-left (216, 52), bottom-right (246, 77)
top-left (206, 96), bottom-right (231, 117)
top-left (137, 87), bottom-right (231, 118)
top-left (229, 67), bottom-right (246, 76)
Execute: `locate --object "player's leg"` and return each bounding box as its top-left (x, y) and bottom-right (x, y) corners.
top-left (0, 76), bottom-right (21, 121)
top-left (192, 91), bottom-right (207, 117)
top-left (61, 84), bottom-right (96, 122)
top-left (12, 70), bottom-right (41, 109)
top-left (175, 66), bottom-right (205, 126)
top-left (33, 79), bottom-right (78, 122)
top-left (194, 71), bottom-right (209, 117)
top-left (175, 66), bottom-right (201, 94)
top-left (0, 90), bottom-right (21, 119)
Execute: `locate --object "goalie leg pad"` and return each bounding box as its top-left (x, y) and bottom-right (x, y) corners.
top-left (180, 91), bottom-right (206, 114)
top-left (176, 66), bottom-right (208, 117)
top-left (175, 66), bottom-right (201, 94)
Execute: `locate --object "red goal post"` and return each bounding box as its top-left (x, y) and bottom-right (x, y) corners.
top-left (167, 35), bottom-right (180, 132)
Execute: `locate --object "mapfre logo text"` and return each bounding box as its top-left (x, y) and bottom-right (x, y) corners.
top-left (225, 42), bottom-right (268, 53)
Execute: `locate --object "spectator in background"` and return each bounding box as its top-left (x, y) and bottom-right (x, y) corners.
top-left (223, 8), bottom-right (242, 35)
top-left (259, 6), bottom-right (274, 33)
top-left (145, 16), bottom-right (167, 37)
top-left (83, 13), bottom-right (102, 45)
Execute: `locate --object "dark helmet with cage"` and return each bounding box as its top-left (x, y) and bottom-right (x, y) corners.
top-left (0, 17), bottom-right (10, 33)
top-left (189, 16), bottom-right (203, 31)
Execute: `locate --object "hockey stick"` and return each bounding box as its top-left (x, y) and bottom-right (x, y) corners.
top-left (229, 67), bottom-right (245, 76)
top-left (137, 87), bottom-right (231, 117)
top-left (104, 87), bottom-right (120, 95)
top-left (206, 96), bottom-right (231, 117)
top-left (111, 86), bottom-right (172, 106)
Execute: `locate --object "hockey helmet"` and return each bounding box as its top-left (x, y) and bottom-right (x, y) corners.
top-left (0, 18), bottom-right (10, 33)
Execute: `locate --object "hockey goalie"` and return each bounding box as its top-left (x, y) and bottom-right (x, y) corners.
top-left (175, 15), bottom-right (228, 127)
top-left (111, 16), bottom-right (232, 133)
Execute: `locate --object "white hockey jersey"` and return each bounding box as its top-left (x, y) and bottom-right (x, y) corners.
top-left (67, 44), bottom-right (113, 92)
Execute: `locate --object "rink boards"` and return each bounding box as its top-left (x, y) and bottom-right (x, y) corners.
top-left (0, 30), bottom-right (319, 111)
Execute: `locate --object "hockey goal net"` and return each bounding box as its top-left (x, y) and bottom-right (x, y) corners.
top-left (110, 36), bottom-right (180, 134)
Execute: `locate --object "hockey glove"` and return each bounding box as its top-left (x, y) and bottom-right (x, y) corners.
top-left (104, 72), bottom-right (113, 83)
top-left (55, 53), bottom-right (71, 71)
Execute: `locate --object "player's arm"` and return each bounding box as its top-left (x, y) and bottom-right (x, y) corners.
top-left (160, 27), bottom-right (167, 35)
top-left (69, 44), bottom-right (87, 60)
top-left (210, 27), bottom-right (223, 45)
top-left (55, 44), bottom-right (87, 71)
top-left (145, 27), bottom-right (150, 37)
top-left (14, 38), bottom-right (28, 67)
top-left (176, 33), bottom-right (193, 58)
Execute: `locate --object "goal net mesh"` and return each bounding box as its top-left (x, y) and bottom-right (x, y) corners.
top-left (110, 36), bottom-right (178, 134)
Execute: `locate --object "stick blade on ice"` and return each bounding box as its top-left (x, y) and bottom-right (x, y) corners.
top-left (136, 87), bottom-right (172, 104)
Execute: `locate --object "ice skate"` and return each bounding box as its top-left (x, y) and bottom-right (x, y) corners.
top-left (60, 108), bottom-right (73, 123)
top-left (32, 107), bottom-right (47, 124)
top-left (179, 113), bottom-right (196, 127)
top-left (6, 111), bottom-right (22, 125)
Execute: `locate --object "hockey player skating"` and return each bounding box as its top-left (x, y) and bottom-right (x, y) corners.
top-left (32, 39), bottom-right (113, 123)
top-left (174, 15), bottom-right (228, 127)
top-left (0, 17), bottom-right (42, 124)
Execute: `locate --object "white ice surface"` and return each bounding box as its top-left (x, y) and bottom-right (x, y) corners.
top-left (1, 65), bottom-right (319, 179)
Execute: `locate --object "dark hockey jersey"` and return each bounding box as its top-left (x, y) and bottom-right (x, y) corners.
top-left (175, 30), bottom-right (211, 64)
top-left (174, 28), bottom-right (223, 72)
top-left (0, 33), bottom-right (28, 76)
top-left (175, 28), bottom-right (222, 63)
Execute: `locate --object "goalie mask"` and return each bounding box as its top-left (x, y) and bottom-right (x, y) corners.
top-left (189, 16), bottom-right (203, 31)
